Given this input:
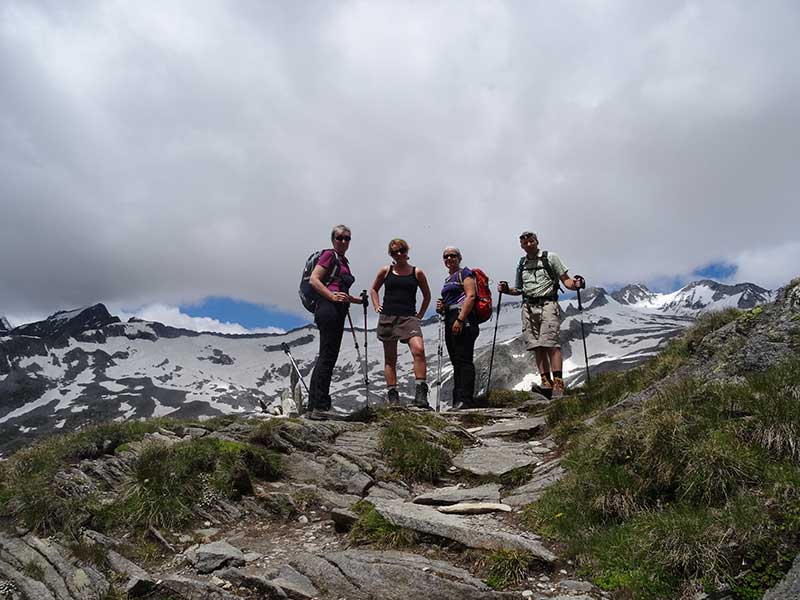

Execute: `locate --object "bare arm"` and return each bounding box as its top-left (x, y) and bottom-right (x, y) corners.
top-left (460, 276), bottom-right (477, 320)
top-left (561, 271), bottom-right (582, 291)
top-left (370, 266), bottom-right (390, 313)
top-left (310, 263), bottom-right (351, 303)
top-left (415, 268), bottom-right (432, 319)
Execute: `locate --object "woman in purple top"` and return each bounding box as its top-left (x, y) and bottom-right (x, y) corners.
top-left (435, 246), bottom-right (479, 409)
top-left (307, 224), bottom-right (364, 419)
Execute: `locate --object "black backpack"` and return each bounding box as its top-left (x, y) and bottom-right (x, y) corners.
top-left (299, 250), bottom-right (340, 313)
top-left (516, 250), bottom-right (562, 300)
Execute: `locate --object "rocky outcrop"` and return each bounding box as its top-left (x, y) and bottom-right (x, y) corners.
top-left (764, 554), bottom-right (800, 600)
top-left (288, 550), bottom-right (519, 600)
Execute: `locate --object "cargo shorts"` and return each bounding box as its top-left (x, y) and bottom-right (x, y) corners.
top-left (522, 300), bottom-right (561, 349)
top-left (377, 315), bottom-right (423, 343)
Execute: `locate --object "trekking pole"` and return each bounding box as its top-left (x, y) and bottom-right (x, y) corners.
top-left (436, 309), bottom-right (444, 412)
top-left (346, 310), bottom-right (362, 364)
top-left (575, 280), bottom-right (591, 385)
top-left (485, 290), bottom-right (503, 396)
top-left (360, 290), bottom-right (370, 407)
top-left (280, 342), bottom-right (311, 397)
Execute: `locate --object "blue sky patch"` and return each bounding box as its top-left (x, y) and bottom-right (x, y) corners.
top-left (181, 297), bottom-right (308, 331)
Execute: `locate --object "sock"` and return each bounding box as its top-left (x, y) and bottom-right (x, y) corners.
top-left (542, 372), bottom-right (552, 383)
top-left (415, 379), bottom-right (426, 386)
top-left (388, 385), bottom-right (397, 391)
top-left (553, 370), bottom-right (563, 380)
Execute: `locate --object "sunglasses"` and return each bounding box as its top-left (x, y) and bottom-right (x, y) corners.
top-left (442, 253), bottom-right (459, 260)
top-left (390, 248), bottom-right (408, 256)
top-left (335, 235), bottom-right (351, 242)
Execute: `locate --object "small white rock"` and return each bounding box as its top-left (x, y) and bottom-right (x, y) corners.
top-left (203, 521), bottom-right (212, 527)
top-left (298, 515), bottom-right (309, 524)
top-left (448, 466), bottom-right (458, 472)
top-left (210, 576), bottom-right (225, 587)
top-left (521, 591), bottom-right (534, 598)
top-left (559, 569), bottom-right (568, 575)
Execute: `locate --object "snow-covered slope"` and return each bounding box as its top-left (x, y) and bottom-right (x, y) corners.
top-left (0, 280), bottom-right (774, 456)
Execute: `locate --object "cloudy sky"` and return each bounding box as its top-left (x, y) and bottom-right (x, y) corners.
top-left (2, 1), bottom-right (798, 332)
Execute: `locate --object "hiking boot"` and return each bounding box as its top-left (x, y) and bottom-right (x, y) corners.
top-left (387, 388), bottom-right (401, 405)
top-left (413, 382), bottom-right (430, 408)
top-left (306, 408), bottom-right (336, 421)
top-left (551, 377), bottom-right (565, 399)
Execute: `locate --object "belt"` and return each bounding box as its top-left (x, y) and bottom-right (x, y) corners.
top-left (523, 296), bottom-right (557, 306)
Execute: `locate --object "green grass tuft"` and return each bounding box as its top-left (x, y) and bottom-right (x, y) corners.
top-left (349, 501), bottom-right (418, 548)
top-left (484, 550), bottom-right (536, 589)
top-left (378, 413), bottom-right (454, 482)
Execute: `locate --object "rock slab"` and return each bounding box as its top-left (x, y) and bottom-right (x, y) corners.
top-left (437, 502), bottom-right (512, 514)
top-left (452, 444), bottom-right (540, 476)
top-left (194, 541), bottom-right (245, 574)
top-left (413, 483), bottom-right (502, 506)
top-left (371, 499), bottom-right (556, 562)
top-left (477, 417), bottom-right (546, 438)
top-left (289, 550), bottom-right (518, 600)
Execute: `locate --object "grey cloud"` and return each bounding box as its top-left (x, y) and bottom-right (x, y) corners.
top-left (1, 1), bottom-right (799, 320)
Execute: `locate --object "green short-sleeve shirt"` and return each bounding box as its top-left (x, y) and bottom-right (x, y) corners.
top-left (515, 251), bottom-right (568, 299)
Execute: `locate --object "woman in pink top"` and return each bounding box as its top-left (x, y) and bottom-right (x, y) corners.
top-left (307, 224), bottom-right (364, 419)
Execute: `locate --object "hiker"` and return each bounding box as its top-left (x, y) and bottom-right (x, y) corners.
top-left (306, 225), bottom-right (364, 419)
top-left (369, 238), bottom-right (432, 407)
top-left (498, 231), bottom-right (584, 398)
top-left (435, 247), bottom-right (479, 410)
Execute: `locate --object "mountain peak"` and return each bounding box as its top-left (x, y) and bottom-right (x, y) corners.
top-left (9, 303), bottom-right (120, 339)
top-left (0, 315), bottom-right (10, 334)
top-left (611, 283), bottom-right (656, 305)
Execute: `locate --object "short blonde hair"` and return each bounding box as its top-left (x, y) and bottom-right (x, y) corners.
top-left (387, 238), bottom-right (409, 255)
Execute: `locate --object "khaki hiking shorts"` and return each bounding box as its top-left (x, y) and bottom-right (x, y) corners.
top-left (377, 315), bottom-right (423, 343)
top-left (522, 301), bottom-right (561, 349)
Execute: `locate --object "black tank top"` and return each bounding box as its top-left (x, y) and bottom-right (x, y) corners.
top-left (382, 267), bottom-right (418, 316)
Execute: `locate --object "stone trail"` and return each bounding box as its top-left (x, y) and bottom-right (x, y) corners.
top-left (0, 404), bottom-right (605, 600)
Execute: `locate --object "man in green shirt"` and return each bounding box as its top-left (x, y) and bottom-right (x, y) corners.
top-left (498, 231), bottom-right (584, 398)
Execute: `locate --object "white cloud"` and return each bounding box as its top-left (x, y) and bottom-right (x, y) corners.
top-left (732, 241), bottom-right (800, 291)
top-left (1, 1), bottom-right (798, 318)
top-left (114, 304), bottom-right (285, 335)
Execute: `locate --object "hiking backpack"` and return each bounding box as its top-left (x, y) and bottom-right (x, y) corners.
top-left (471, 268), bottom-right (493, 323)
top-left (456, 268), bottom-right (493, 323)
top-left (298, 249), bottom-right (340, 313)
top-left (516, 250), bottom-right (563, 300)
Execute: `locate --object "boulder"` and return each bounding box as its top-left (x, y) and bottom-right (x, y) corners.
top-left (268, 565), bottom-right (320, 600)
top-left (194, 541), bottom-right (245, 574)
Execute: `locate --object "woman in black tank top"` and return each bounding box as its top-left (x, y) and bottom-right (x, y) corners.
top-left (369, 238), bottom-right (432, 407)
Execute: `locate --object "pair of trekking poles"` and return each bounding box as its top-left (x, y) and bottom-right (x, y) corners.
top-left (281, 290), bottom-right (371, 413)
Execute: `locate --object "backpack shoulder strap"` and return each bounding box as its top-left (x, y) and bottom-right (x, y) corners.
top-left (322, 249), bottom-right (340, 285)
top-left (540, 250), bottom-right (563, 294)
